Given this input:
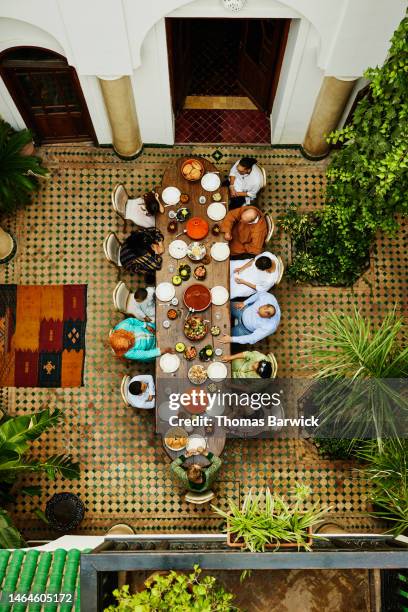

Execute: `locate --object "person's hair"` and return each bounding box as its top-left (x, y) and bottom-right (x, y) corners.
top-left (256, 256), bottom-right (275, 271)
top-left (144, 192), bottom-right (159, 216)
top-left (128, 380), bottom-right (143, 395)
top-left (134, 287), bottom-right (148, 301)
top-left (239, 157), bottom-right (257, 170)
top-left (264, 304), bottom-right (276, 318)
top-left (186, 464), bottom-right (203, 483)
top-left (109, 329), bottom-right (135, 356)
top-left (256, 360), bottom-right (273, 378)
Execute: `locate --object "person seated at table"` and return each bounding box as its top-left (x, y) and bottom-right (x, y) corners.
top-left (220, 206), bottom-right (267, 258)
top-left (120, 228), bottom-right (164, 274)
top-left (230, 252), bottom-right (281, 299)
top-left (226, 157), bottom-right (264, 209)
top-left (221, 351), bottom-right (277, 379)
top-left (109, 317), bottom-right (174, 362)
top-left (112, 186), bottom-right (164, 228)
top-left (126, 374), bottom-right (155, 409)
top-left (170, 449), bottom-right (222, 493)
top-left (133, 286), bottom-right (155, 322)
top-left (221, 292), bottom-right (281, 345)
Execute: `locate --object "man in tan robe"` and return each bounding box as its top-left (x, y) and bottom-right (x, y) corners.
top-left (220, 206), bottom-right (267, 257)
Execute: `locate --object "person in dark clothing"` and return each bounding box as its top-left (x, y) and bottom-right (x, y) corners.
top-left (120, 227), bottom-right (164, 274)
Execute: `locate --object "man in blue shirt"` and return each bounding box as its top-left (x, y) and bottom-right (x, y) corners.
top-left (221, 292), bottom-right (281, 345)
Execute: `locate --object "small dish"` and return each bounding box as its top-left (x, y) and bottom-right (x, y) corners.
top-left (199, 196), bottom-right (206, 204)
top-left (163, 320), bottom-right (170, 329)
top-left (168, 210), bottom-right (177, 219)
top-left (215, 347), bottom-right (223, 356)
top-left (212, 192), bottom-right (222, 202)
top-left (171, 297), bottom-right (179, 306)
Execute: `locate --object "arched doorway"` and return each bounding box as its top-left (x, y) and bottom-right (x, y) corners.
top-left (0, 47), bottom-right (97, 144)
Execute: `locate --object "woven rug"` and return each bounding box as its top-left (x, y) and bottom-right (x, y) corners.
top-left (0, 284), bottom-right (87, 387)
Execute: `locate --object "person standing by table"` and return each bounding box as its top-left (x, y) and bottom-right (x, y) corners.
top-left (109, 317), bottom-right (174, 362)
top-left (220, 206), bottom-right (267, 259)
top-left (171, 449), bottom-right (222, 493)
top-left (226, 157), bottom-right (264, 209)
top-left (221, 292), bottom-right (281, 345)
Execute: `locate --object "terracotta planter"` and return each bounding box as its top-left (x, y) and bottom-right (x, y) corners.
top-left (226, 520), bottom-right (313, 550)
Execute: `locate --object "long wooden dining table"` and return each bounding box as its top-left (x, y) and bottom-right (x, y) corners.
top-left (155, 157), bottom-right (230, 456)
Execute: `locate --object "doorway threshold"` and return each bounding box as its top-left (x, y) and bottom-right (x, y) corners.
top-left (184, 96), bottom-right (257, 110)
top-left (175, 108), bottom-right (270, 144)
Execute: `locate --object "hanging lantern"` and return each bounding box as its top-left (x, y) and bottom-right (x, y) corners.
top-left (222, 0), bottom-right (247, 12)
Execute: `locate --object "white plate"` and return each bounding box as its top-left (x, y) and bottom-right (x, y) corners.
top-left (162, 186), bottom-right (181, 205)
top-left (186, 434), bottom-right (207, 452)
top-left (158, 401), bottom-right (177, 422)
top-left (159, 353), bottom-right (180, 373)
top-left (207, 361), bottom-right (228, 382)
top-left (156, 282), bottom-right (175, 302)
top-left (169, 239), bottom-right (188, 259)
top-left (211, 242), bottom-right (230, 261)
top-left (211, 286), bottom-right (229, 306)
top-left (201, 173), bottom-right (221, 192)
top-left (207, 202), bottom-right (227, 221)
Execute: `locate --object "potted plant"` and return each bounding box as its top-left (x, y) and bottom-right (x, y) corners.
top-left (213, 485), bottom-right (330, 552)
top-left (104, 565), bottom-right (240, 611)
top-left (0, 120), bottom-right (48, 262)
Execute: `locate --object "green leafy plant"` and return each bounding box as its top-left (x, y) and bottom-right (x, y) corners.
top-left (0, 508), bottom-right (26, 548)
top-left (0, 120), bottom-right (48, 214)
top-left (313, 437), bottom-right (363, 460)
top-left (104, 565), bottom-right (240, 611)
top-left (307, 308), bottom-right (408, 448)
top-left (280, 13), bottom-right (408, 285)
top-left (357, 439), bottom-right (408, 535)
top-left (213, 485), bottom-right (330, 552)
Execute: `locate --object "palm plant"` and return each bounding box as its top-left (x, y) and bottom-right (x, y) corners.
top-left (213, 485), bottom-right (330, 552)
top-left (0, 120), bottom-right (48, 214)
top-left (307, 308), bottom-right (408, 448)
top-left (357, 439), bottom-right (408, 535)
top-left (0, 508), bottom-right (26, 548)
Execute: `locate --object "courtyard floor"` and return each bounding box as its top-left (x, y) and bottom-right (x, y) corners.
top-left (1, 144), bottom-right (407, 539)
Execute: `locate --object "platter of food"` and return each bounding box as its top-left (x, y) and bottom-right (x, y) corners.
top-left (181, 158), bottom-right (205, 182)
top-left (164, 427), bottom-right (188, 451)
top-left (187, 241), bottom-right (206, 261)
top-left (193, 264), bottom-right (207, 280)
top-left (184, 346), bottom-right (197, 360)
top-left (184, 315), bottom-right (208, 341)
top-left (188, 364), bottom-right (208, 385)
top-left (184, 284), bottom-right (211, 312)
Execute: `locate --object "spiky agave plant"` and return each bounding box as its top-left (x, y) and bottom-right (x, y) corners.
top-left (306, 308), bottom-right (408, 448)
top-left (0, 121), bottom-right (48, 214)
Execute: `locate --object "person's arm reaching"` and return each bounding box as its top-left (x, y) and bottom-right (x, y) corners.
top-left (244, 293), bottom-right (258, 307)
top-left (231, 327), bottom-right (268, 345)
top-left (220, 208), bottom-right (241, 238)
top-left (125, 346), bottom-right (161, 361)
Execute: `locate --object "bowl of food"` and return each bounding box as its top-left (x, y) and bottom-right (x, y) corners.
top-left (175, 342), bottom-right (186, 353)
top-left (181, 159), bottom-right (205, 182)
top-left (212, 192), bottom-right (222, 202)
top-left (172, 275), bottom-right (182, 286)
top-left (184, 284), bottom-right (211, 312)
top-left (184, 346), bottom-right (198, 361)
top-left (199, 345), bottom-right (214, 362)
top-left (211, 325), bottom-right (221, 336)
top-left (176, 207), bottom-right (191, 223)
top-left (184, 315), bottom-right (208, 342)
top-left (180, 193), bottom-right (190, 204)
top-left (211, 223), bottom-right (221, 236)
top-left (186, 217), bottom-right (209, 240)
top-left (193, 264), bottom-right (207, 280)
top-left (164, 427), bottom-right (188, 451)
top-left (167, 308), bottom-right (178, 320)
top-left (187, 241), bottom-right (206, 261)
top-left (188, 365), bottom-right (208, 385)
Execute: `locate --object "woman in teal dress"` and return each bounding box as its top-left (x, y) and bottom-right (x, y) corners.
top-left (109, 317), bottom-right (174, 362)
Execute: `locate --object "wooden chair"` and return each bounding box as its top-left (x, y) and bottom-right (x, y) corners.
top-left (275, 255), bottom-right (285, 284)
top-left (103, 232), bottom-right (122, 267)
top-left (265, 214), bottom-right (274, 242)
top-left (268, 353), bottom-right (278, 378)
top-left (184, 490), bottom-right (215, 505)
top-left (120, 375), bottom-right (131, 407)
top-left (111, 183), bottom-right (129, 219)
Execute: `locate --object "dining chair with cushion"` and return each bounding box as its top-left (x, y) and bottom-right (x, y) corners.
top-left (184, 490), bottom-right (215, 505)
top-left (258, 165), bottom-right (267, 188)
top-left (111, 183), bottom-right (129, 219)
top-left (103, 232), bottom-right (122, 267)
top-left (275, 255), bottom-right (285, 284)
top-left (265, 213), bottom-right (274, 242)
top-left (268, 353), bottom-right (278, 378)
top-left (120, 375), bottom-right (131, 407)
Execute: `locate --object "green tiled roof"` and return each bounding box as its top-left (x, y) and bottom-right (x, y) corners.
top-left (0, 548), bottom-right (86, 611)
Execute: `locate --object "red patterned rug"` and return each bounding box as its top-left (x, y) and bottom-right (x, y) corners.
top-left (0, 284), bottom-right (87, 387)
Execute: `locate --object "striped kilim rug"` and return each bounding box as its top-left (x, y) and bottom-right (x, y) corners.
top-left (0, 284), bottom-right (87, 387)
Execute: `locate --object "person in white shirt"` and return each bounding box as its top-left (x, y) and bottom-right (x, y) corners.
top-left (221, 292), bottom-right (281, 345)
top-left (230, 252), bottom-right (281, 299)
top-left (132, 287), bottom-right (155, 322)
top-left (125, 191), bottom-right (164, 228)
top-left (126, 374), bottom-right (155, 409)
top-left (227, 157), bottom-right (264, 209)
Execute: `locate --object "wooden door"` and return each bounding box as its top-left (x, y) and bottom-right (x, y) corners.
top-left (166, 19), bottom-right (193, 116)
top-left (0, 47), bottom-right (97, 144)
top-left (238, 19), bottom-right (291, 114)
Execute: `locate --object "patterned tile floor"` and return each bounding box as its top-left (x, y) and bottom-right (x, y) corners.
top-left (175, 109), bottom-right (271, 143)
top-left (0, 144), bottom-right (406, 538)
